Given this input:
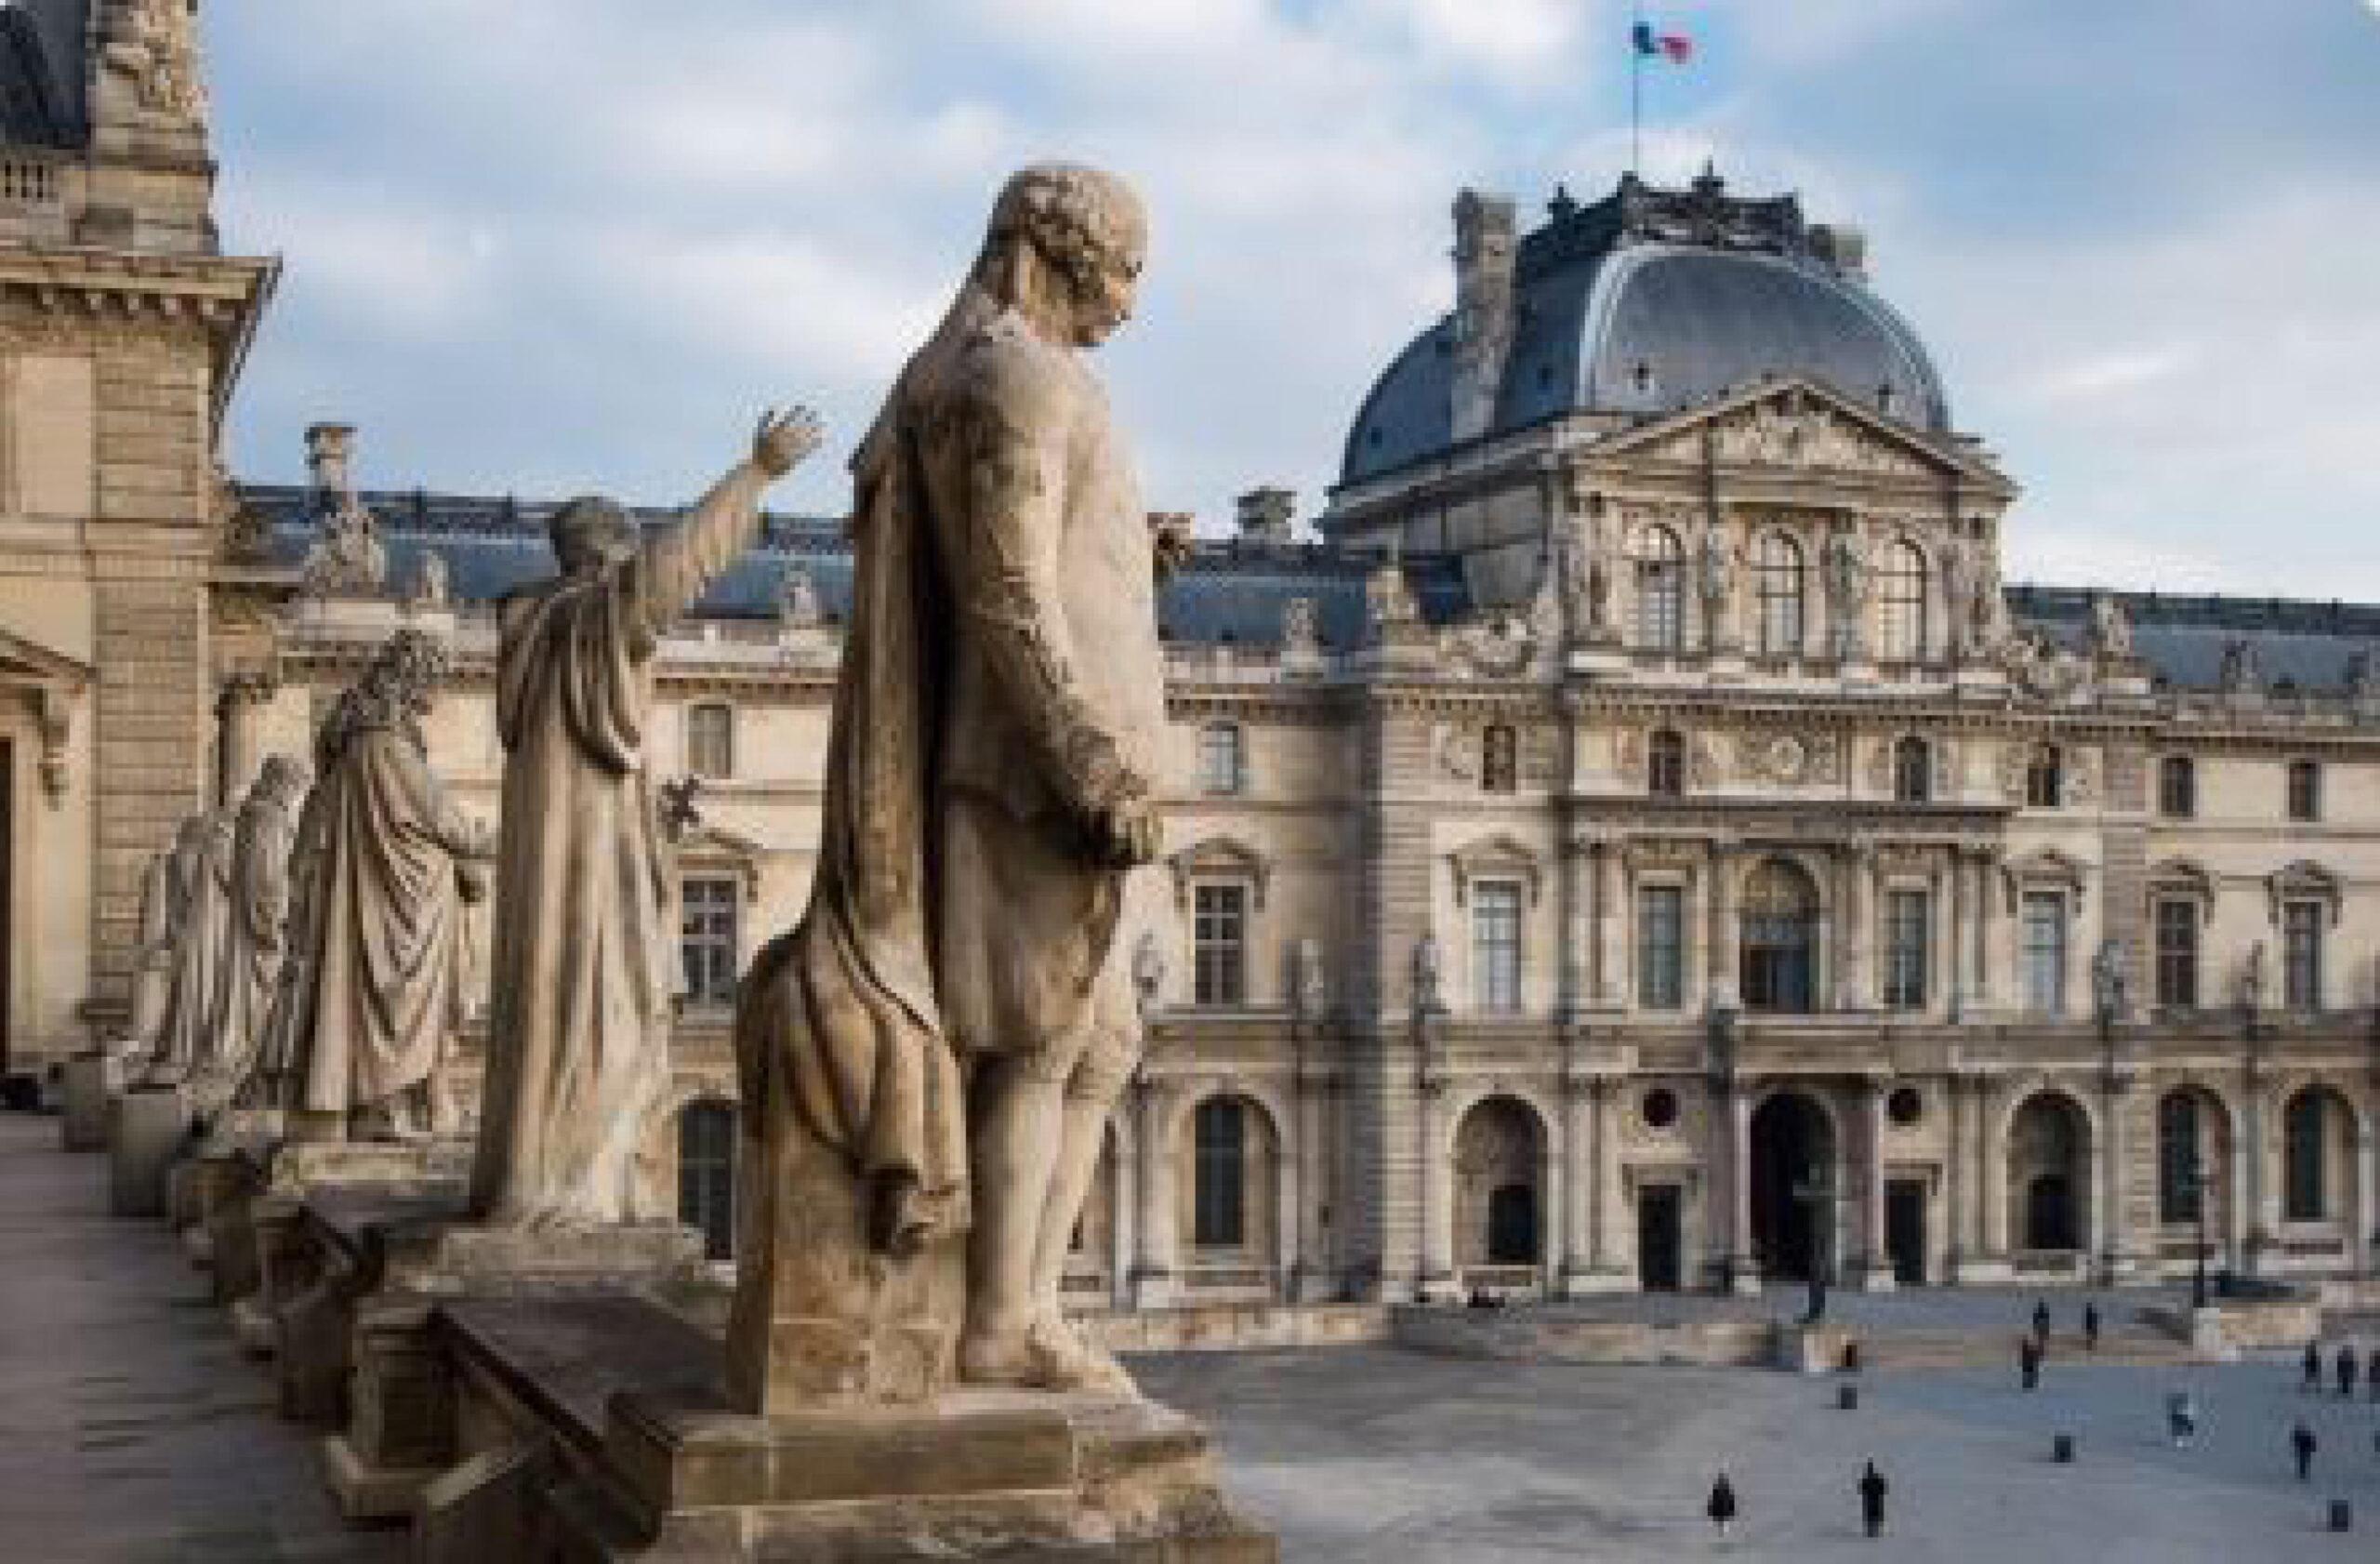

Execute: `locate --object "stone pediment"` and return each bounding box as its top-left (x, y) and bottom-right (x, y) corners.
top-left (1595, 379), bottom-right (2006, 490)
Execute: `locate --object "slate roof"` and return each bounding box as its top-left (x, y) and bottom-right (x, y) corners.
top-left (1341, 170), bottom-right (1949, 487)
top-left (2008, 586), bottom-right (2380, 696)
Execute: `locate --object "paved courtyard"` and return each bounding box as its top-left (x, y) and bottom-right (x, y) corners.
top-left (0, 1113), bottom-right (401, 1563)
top-left (1136, 1345), bottom-right (2380, 1562)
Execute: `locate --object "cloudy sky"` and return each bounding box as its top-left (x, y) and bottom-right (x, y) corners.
top-left (207, 0), bottom-right (2380, 598)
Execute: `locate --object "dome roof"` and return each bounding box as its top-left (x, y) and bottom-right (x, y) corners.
top-left (1341, 170), bottom-right (1950, 486)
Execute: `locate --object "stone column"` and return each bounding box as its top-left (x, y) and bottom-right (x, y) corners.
top-left (1590, 1078), bottom-right (1620, 1279)
top-left (1558, 836), bottom-right (1592, 1017)
top-left (1945, 1072), bottom-right (1971, 1280)
top-left (1292, 1068), bottom-right (1330, 1301)
top-left (1130, 1082), bottom-right (1176, 1308)
top-left (1417, 1077), bottom-right (1456, 1301)
top-left (1858, 1078), bottom-right (1895, 1290)
top-left (1942, 855), bottom-right (1967, 1018)
top-left (1838, 843), bottom-right (1871, 1012)
top-left (2099, 1069), bottom-right (2136, 1284)
top-left (2355, 1126), bottom-right (2376, 1278)
top-left (1594, 842), bottom-right (1626, 1006)
top-left (214, 672), bottom-right (275, 808)
top-left (1980, 1083), bottom-right (2011, 1261)
top-left (1707, 841), bottom-right (1739, 1014)
top-left (1725, 1084), bottom-right (1758, 1292)
top-left (1970, 853), bottom-right (2001, 1012)
top-left (1559, 1075), bottom-right (1593, 1290)
top-left (2240, 1073), bottom-right (2270, 1275)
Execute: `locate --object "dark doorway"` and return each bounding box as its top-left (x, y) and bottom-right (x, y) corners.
top-left (1638, 1185), bottom-right (1682, 1292)
top-left (2026, 1175), bottom-right (2078, 1253)
top-left (1750, 1092), bottom-right (1834, 1281)
top-left (1886, 1179), bottom-right (1927, 1285)
top-left (1487, 1183), bottom-right (1538, 1265)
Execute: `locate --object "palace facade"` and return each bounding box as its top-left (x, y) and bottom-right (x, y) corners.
top-left (3, 7), bottom-right (2374, 1306)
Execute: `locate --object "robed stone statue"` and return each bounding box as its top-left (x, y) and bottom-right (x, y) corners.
top-left (729, 164), bottom-right (1169, 1411)
top-left (282, 631), bottom-right (494, 1140)
top-left (469, 410), bottom-right (823, 1226)
top-left (189, 754), bottom-right (309, 1114)
top-left (144, 807), bottom-right (234, 1083)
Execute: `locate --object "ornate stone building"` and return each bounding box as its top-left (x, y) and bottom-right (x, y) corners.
top-left (3, 15), bottom-right (2373, 1301)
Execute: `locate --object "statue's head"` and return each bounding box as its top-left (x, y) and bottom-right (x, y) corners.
top-left (359, 628), bottom-right (452, 733)
top-left (254, 753), bottom-right (309, 804)
top-left (548, 497), bottom-right (638, 576)
top-left (175, 815), bottom-right (209, 854)
top-left (976, 164), bottom-right (1146, 348)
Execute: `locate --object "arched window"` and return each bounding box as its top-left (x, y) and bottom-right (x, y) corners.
top-left (2158, 755), bottom-right (2196, 818)
top-left (1632, 525), bottom-right (1686, 651)
top-left (2283, 1089), bottom-right (2331, 1222)
top-left (686, 702), bottom-right (734, 779)
top-left (2025, 744), bottom-right (2063, 809)
top-left (1647, 728), bottom-right (1686, 798)
top-left (1197, 722), bottom-right (1246, 795)
top-left (1739, 859), bottom-right (1818, 1014)
top-left (2157, 1092), bottom-right (2202, 1225)
top-left (677, 1100), bottom-right (737, 1262)
top-left (1480, 722), bottom-right (1518, 794)
top-left (1875, 540), bottom-right (1927, 663)
top-left (1892, 736), bottom-right (1932, 804)
top-left (1192, 1097), bottom-right (1249, 1249)
top-left (1754, 532), bottom-right (1805, 656)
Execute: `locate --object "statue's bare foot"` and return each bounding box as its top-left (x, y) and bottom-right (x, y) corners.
top-left (1027, 1314), bottom-right (1138, 1398)
top-left (957, 1318), bottom-right (1138, 1397)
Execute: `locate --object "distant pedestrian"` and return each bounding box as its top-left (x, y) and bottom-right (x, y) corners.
top-left (2032, 1299), bottom-right (2052, 1345)
top-left (2367, 1346), bottom-right (2380, 1401)
top-left (2019, 1336), bottom-right (2043, 1391)
top-left (1857, 1461), bottom-right (1888, 1539)
top-left (2291, 1420), bottom-right (2317, 1481)
top-left (2337, 1345), bottom-right (2359, 1398)
top-left (2164, 1389), bottom-right (2198, 1448)
top-left (2082, 1301), bottom-right (2101, 1352)
top-left (2303, 1340), bottom-right (2322, 1391)
top-left (1707, 1472), bottom-right (1739, 1538)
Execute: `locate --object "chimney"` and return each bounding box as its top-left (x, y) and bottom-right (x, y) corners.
top-left (1810, 223), bottom-right (1869, 282)
top-left (1450, 188), bottom-right (1517, 443)
top-left (305, 423), bottom-right (356, 506)
top-left (1235, 486), bottom-right (1295, 545)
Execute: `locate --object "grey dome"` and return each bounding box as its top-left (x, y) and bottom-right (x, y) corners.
top-left (1342, 171), bottom-right (1950, 485)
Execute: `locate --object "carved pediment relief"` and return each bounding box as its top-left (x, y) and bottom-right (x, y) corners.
top-left (2003, 847), bottom-right (2092, 906)
top-left (2266, 860), bottom-right (2343, 925)
top-left (2149, 858), bottom-right (2217, 921)
top-left (1621, 384), bottom-right (1949, 480)
top-left (1167, 835), bottom-right (1272, 911)
top-left (1447, 833), bottom-right (1543, 908)
top-left (1738, 730), bottom-right (1845, 787)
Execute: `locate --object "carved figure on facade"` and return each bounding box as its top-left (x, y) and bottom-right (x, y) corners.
top-left (779, 563), bottom-right (823, 630)
top-left (2090, 937), bottom-right (2132, 1024)
top-left (2241, 940), bottom-right (2269, 1011)
top-left (300, 493), bottom-right (390, 598)
top-left (1365, 543), bottom-right (1421, 634)
top-left (1824, 523), bottom-right (1869, 660)
top-left (189, 755), bottom-right (310, 1115)
top-left (403, 548), bottom-right (450, 613)
top-left (2218, 637), bottom-right (2263, 696)
top-left (279, 631), bottom-right (494, 1141)
top-left (2087, 592), bottom-right (2133, 661)
top-left (1132, 928), bottom-right (1167, 1015)
top-left (1559, 507), bottom-right (1615, 642)
top-left (1699, 526), bottom-right (1737, 651)
top-left (2005, 628), bottom-right (2089, 699)
top-left (1412, 932), bottom-right (1445, 1015)
top-left (143, 808), bottom-right (234, 1085)
top-left (1448, 604), bottom-right (1537, 678)
top-left (103, 0), bottom-right (208, 124)
top-left (1294, 936), bottom-right (1329, 1019)
top-left (1281, 594), bottom-right (1321, 659)
top-left (123, 847), bottom-right (177, 1055)
top-left (2347, 646), bottom-right (2377, 702)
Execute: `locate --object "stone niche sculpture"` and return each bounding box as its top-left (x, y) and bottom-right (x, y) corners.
top-left (727, 164), bottom-right (1172, 1413)
top-left (144, 807), bottom-right (234, 1084)
top-left (188, 754), bottom-right (309, 1116)
top-left (469, 410), bottom-right (822, 1226)
top-left (278, 631), bottom-right (496, 1142)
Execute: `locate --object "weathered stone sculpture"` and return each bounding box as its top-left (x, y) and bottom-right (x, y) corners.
top-left (728, 164), bottom-right (1168, 1412)
top-left (122, 845), bottom-right (177, 1055)
top-left (282, 631), bottom-right (494, 1141)
top-left (469, 410), bottom-right (822, 1226)
top-left (145, 807), bottom-right (234, 1083)
top-left (189, 754), bottom-right (309, 1114)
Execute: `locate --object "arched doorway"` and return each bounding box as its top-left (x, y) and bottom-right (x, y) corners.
top-left (1750, 1091), bottom-right (1836, 1281)
top-left (1455, 1096), bottom-right (1544, 1272)
top-left (2282, 1086), bottom-right (2356, 1226)
top-left (1740, 859), bottom-right (1818, 1013)
top-left (2007, 1093), bottom-right (2089, 1253)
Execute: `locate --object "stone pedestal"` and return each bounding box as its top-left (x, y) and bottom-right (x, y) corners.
top-left (1557, 1266), bottom-right (1633, 1299)
top-left (60, 1049), bottom-right (119, 1152)
top-left (108, 1083), bottom-right (190, 1218)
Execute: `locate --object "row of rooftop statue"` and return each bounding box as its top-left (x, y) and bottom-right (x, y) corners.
top-left (115, 164), bottom-right (1179, 1411)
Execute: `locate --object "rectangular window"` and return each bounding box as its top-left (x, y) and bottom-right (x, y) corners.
top-left (2021, 892), bottom-right (2067, 1014)
top-left (680, 876), bottom-right (740, 1007)
top-left (2283, 899), bottom-right (2323, 1011)
top-left (2153, 897), bottom-right (2199, 1009)
top-left (1192, 882), bottom-right (1248, 1007)
top-left (2025, 746), bottom-right (2062, 809)
top-left (686, 703), bottom-right (734, 779)
top-left (2158, 756), bottom-right (2195, 818)
top-left (2286, 760), bottom-right (2321, 823)
top-left (1472, 881), bottom-right (1523, 1013)
top-left (1882, 889), bottom-right (1929, 1011)
top-left (1198, 723), bottom-right (1245, 794)
top-left (1637, 884), bottom-right (1685, 1011)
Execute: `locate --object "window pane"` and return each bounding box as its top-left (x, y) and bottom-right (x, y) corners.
top-left (1633, 527), bottom-right (1685, 651)
top-left (2287, 761), bottom-right (2320, 822)
top-left (1648, 730), bottom-right (1686, 797)
top-left (2284, 1092), bottom-right (2326, 1222)
top-left (1638, 885), bottom-right (1684, 1010)
top-left (1193, 1098), bottom-right (1248, 1248)
top-left (2154, 898), bottom-right (2198, 1008)
top-left (2159, 757), bottom-right (2195, 817)
top-left (678, 1101), bottom-right (737, 1261)
top-left (1199, 724), bottom-right (1243, 794)
top-left (1481, 724), bottom-right (1518, 794)
top-left (1193, 883), bottom-right (1248, 1006)
top-left (1884, 889), bottom-right (1928, 1011)
top-left (2026, 746), bottom-right (2062, 809)
top-left (1755, 533), bottom-right (1803, 656)
top-left (1473, 881), bottom-right (1523, 1012)
top-left (687, 704), bottom-right (734, 779)
top-left (1877, 541), bottom-right (1926, 662)
top-left (2283, 900), bottom-right (2322, 1010)
top-left (2022, 893), bottom-right (2066, 1014)
top-left (680, 877), bottom-right (740, 1006)
top-left (1893, 737), bottom-right (1930, 804)
top-left (2158, 1093), bottom-right (2201, 1225)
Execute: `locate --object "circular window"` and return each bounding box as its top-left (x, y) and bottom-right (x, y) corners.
top-left (1887, 1087), bottom-right (1924, 1127)
top-left (1642, 1088), bottom-right (1680, 1130)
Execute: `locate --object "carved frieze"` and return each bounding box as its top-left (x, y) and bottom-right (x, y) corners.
top-left (1641, 391), bottom-right (1936, 477)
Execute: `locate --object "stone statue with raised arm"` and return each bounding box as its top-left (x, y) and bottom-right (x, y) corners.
top-left (469, 408), bottom-right (823, 1226)
top-left (729, 164), bottom-right (1169, 1411)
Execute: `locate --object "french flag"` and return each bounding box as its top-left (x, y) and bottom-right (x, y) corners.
top-left (1632, 21), bottom-right (1694, 64)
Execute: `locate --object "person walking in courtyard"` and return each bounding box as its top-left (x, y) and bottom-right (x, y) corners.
top-left (1706, 1472), bottom-right (1739, 1538)
top-left (2336, 1344), bottom-right (2358, 1398)
top-left (2032, 1299), bottom-right (2052, 1346)
top-left (2018, 1335), bottom-right (2043, 1391)
top-left (2164, 1389), bottom-right (2198, 1448)
top-left (1857, 1461), bottom-right (1887, 1538)
top-left (2302, 1340), bottom-right (2321, 1391)
top-left (2366, 1345), bottom-right (2379, 1401)
top-left (2082, 1300), bottom-right (2100, 1352)
top-left (2291, 1419), bottom-right (2317, 1480)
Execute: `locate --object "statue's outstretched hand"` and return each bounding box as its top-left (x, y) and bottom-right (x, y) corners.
top-left (755, 407), bottom-right (826, 478)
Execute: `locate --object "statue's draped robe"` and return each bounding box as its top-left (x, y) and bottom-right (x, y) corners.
top-left (249, 769), bottom-right (333, 1107)
top-left (193, 784), bottom-right (299, 1107)
top-left (124, 850), bottom-right (174, 1053)
top-left (153, 816), bottom-right (233, 1077)
top-left (286, 724), bottom-right (483, 1116)
top-left (470, 465), bottom-right (771, 1226)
